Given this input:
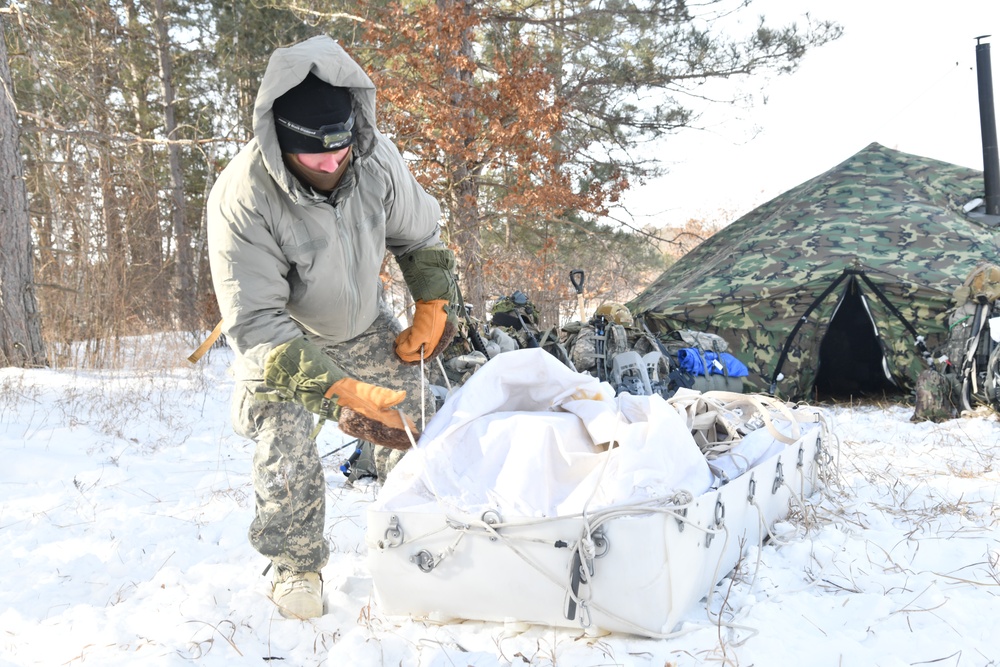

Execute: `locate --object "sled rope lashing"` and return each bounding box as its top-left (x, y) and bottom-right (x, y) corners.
top-left (741, 464), bottom-right (812, 596)
top-left (411, 343), bottom-right (454, 442)
top-left (789, 417), bottom-right (833, 532)
top-left (579, 504), bottom-right (730, 638)
top-left (566, 412), bottom-right (627, 626)
top-left (381, 396), bottom-right (830, 638)
top-left (408, 530), bottom-right (467, 574)
top-left (561, 497), bottom-right (753, 641)
top-left (376, 515), bottom-right (457, 551)
top-left (470, 500), bottom-right (734, 636)
top-left (376, 465), bottom-right (721, 636)
top-left (396, 344), bottom-right (429, 449)
top-left (378, 492), bottom-right (731, 640)
top-left (419, 345), bottom-right (427, 432)
top-left (398, 407), bottom-right (420, 450)
top-left (435, 356), bottom-right (451, 393)
top-left (487, 499), bottom-right (727, 638)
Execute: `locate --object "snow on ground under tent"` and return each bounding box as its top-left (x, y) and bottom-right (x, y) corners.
top-left (1, 335), bottom-right (998, 667)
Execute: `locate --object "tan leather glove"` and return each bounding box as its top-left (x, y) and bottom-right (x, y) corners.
top-left (394, 299), bottom-right (458, 364)
top-left (326, 378), bottom-right (418, 450)
top-left (262, 338), bottom-right (418, 450)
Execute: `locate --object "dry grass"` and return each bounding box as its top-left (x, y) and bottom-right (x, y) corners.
top-left (1, 331), bottom-right (229, 457)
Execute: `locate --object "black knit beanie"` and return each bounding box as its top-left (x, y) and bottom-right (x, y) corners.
top-left (272, 73), bottom-right (354, 154)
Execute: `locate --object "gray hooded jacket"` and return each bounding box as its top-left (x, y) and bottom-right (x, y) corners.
top-left (207, 36), bottom-right (443, 378)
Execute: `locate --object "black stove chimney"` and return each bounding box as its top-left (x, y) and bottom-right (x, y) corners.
top-left (976, 35), bottom-right (1000, 216)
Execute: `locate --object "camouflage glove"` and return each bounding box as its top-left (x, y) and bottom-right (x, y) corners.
top-left (262, 338), bottom-right (418, 450)
top-left (396, 246), bottom-right (460, 363)
top-left (395, 299), bottom-right (459, 363)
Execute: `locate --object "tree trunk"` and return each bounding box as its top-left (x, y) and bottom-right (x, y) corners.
top-left (152, 0), bottom-right (195, 328)
top-left (124, 0), bottom-right (167, 327)
top-left (0, 19), bottom-right (46, 367)
top-left (439, 0), bottom-right (486, 313)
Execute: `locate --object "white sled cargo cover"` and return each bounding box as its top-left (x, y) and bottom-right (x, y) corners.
top-left (367, 349), bottom-right (825, 637)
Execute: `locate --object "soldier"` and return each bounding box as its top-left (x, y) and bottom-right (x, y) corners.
top-left (207, 36), bottom-right (458, 619)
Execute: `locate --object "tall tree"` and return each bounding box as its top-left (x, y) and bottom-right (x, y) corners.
top-left (359, 0), bottom-right (613, 312)
top-left (7, 0), bottom-right (228, 360)
top-left (150, 0), bottom-right (196, 327)
top-left (0, 0), bottom-right (843, 368)
top-left (0, 13), bottom-right (46, 367)
top-left (208, 0), bottom-right (318, 141)
top-left (349, 0), bottom-right (841, 317)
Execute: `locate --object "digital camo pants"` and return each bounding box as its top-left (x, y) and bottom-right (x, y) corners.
top-left (231, 305), bottom-right (436, 575)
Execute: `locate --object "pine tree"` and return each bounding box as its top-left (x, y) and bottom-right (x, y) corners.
top-left (350, 0), bottom-right (840, 317)
top-left (0, 14), bottom-right (46, 367)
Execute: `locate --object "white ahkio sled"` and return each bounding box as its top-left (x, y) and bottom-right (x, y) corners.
top-left (365, 348), bottom-right (830, 638)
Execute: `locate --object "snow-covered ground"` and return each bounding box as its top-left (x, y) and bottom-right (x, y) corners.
top-left (1, 336), bottom-right (998, 666)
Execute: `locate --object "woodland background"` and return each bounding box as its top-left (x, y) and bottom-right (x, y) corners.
top-left (0, 0), bottom-right (840, 369)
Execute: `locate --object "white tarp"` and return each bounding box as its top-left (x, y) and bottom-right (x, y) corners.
top-left (368, 348), bottom-right (825, 636)
top-left (375, 348), bottom-right (787, 519)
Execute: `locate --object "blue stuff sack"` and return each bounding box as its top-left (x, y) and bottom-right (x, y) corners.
top-left (716, 352), bottom-right (748, 377)
top-left (677, 348), bottom-right (748, 377)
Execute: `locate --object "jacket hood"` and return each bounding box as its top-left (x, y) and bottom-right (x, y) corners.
top-left (252, 36), bottom-right (378, 198)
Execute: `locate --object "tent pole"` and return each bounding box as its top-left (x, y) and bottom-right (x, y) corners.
top-left (769, 268), bottom-right (933, 397)
top-left (853, 272), bottom-right (932, 364)
top-left (768, 270), bottom-right (851, 395)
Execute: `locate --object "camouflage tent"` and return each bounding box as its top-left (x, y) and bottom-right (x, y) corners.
top-left (630, 143), bottom-right (1000, 401)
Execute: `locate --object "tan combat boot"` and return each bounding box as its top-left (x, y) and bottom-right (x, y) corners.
top-left (272, 570), bottom-right (324, 619)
